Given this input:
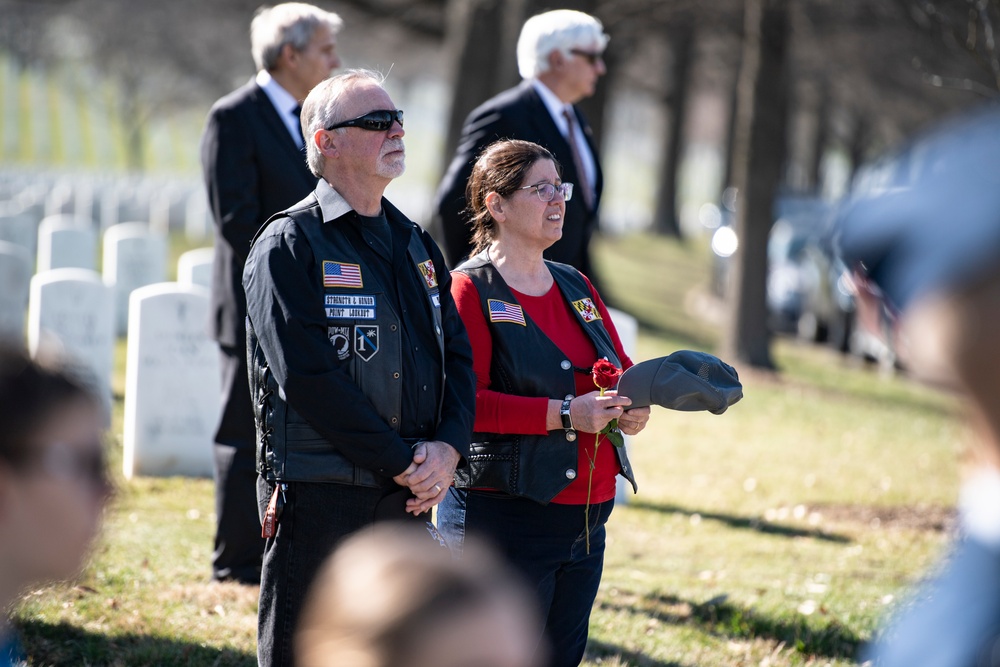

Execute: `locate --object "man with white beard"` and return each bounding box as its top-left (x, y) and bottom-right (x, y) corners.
top-left (242, 69), bottom-right (475, 667)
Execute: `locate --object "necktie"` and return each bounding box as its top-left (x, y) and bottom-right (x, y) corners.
top-left (292, 104), bottom-right (306, 150)
top-left (562, 108), bottom-right (595, 211)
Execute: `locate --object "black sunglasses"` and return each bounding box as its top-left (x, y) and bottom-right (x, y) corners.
top-left (326, 109), bottom-right (404, 132)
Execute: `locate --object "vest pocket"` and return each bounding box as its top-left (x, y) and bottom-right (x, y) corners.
top-left (457, 439), bottom-right (518, 492)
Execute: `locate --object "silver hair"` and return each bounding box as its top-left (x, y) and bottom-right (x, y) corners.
top-left (302, 69), bottom-right (388, 177)
top-left (516, 9), bottom-right (609, 80)
top-left (250, 3), bottom-right (343, 72)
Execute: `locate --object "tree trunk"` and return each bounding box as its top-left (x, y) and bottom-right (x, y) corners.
top-left (807, 81), bottom-right (829, 194)
top-left (722, 0), bottom-right (791, 369)
top-left (440, 0), bottom-right (508, 167)
top-left (653, 18), bottom-right (695, 237)
top-left (721, 79), bottom-right (740, 195)
top-left (847, 113), bottom-right (868, 189)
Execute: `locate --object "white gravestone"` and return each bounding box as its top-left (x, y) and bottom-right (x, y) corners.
top-left (27, 268), bottom-right (114, 419)
top-left (177, 247), bottom-right (214, 289)
top-left (37, 215), bottom-right (96, 272)
top-left (123, 283), bottom-right (219, 478)
top-left (185, 189), bottom-right (213, 241)
top-left (0, 241), bottom-right (32, 343)
top-left (607, 307), bottom-right (638, 506)
top-left (102, 223), bottom-right (167, 337)
top-left (0, 209), bottom-right (38, 261)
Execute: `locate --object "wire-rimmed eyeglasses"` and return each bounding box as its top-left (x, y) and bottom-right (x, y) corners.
top-left (516, 182), bottom-right (574, 202)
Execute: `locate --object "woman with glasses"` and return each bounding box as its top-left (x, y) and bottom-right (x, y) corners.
top-left (0, 344), bottom-right (111, 666)
top-left (437, 139), bottom-right (650, 667)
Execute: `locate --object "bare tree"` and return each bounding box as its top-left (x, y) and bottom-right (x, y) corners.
top-left (722, 0), bottom-right (791, 369)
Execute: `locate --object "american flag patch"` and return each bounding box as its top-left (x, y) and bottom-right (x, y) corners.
top-left (323, 261), bottom-right (363, 288)
top-left (488, 299), bottom-right (526, 326)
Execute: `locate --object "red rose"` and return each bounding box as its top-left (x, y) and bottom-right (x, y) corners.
top-left (592, 359), bottom-right (622, 390)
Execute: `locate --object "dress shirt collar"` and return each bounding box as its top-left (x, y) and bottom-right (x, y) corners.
top-left (316, 178), bottom-right (389, 223)
top-left (256, 69), bottom-right (299, 117)
top-left (531, 79), bottom-right (572, 138)
top-left (960, 466), bottom-right (1000, 551)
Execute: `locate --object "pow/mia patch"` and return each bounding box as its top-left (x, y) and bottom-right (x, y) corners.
top-left (572, 298), bottom-right (602, 322)
top-left (354, 325), bottom-right (379, 362)
top-left (327, 326), bottom-right (351, 360)
top-left (418, 259), bottom-right (438, 288)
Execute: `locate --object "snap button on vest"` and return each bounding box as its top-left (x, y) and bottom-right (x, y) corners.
top-left (564, 394), bottom-right (574, 400)
top-left (390, 324), bottom-right (397, 331)
top-left (565, 468), bottom-right (577, 479)
top-left (566, 431), bottom-right (577, 442)
top-left (560, 359), bottom-right (571, 370)
top-left (393, 372), bottom-right (400, 379)
top-left (391, 417), bottom-right (398, 424)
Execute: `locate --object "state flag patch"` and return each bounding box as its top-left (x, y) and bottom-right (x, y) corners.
top-left (572, 298), bottom-right (602, 322)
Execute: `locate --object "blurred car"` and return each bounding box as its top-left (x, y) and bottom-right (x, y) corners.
top-left (710, 192), bottom-right (854, 348)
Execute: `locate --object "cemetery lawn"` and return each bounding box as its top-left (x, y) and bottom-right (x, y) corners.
top-left (13, 233), bottom-right (962, 667)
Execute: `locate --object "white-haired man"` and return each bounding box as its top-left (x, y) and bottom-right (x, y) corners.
top-left (200, 2), bottom-right (342, 585)
top-left (243, 69), bottom-right (476, 667)
top-left (435, 9), bottom-right (608, 276)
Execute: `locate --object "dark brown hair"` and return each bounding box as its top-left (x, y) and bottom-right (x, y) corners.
top-left (0, 343), bottom-right (99, 467)
top-left (464, 139), bottom-right (561, 257)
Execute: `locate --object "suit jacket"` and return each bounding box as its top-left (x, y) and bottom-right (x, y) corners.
top-left (200, 79), bottom-right (318, 347)
top-left (434, 81), bottom-right (603, 275)
top-left (864, 537), bottom-right (1000, 667)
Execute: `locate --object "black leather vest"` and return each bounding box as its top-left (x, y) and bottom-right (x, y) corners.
top-left (453, 252), bottom-right (636, 503)
top-left (247, 195), bottom-right (444, 484)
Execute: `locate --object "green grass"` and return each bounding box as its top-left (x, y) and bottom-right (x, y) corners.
top-left (13, 231), bottom-right (964, 666)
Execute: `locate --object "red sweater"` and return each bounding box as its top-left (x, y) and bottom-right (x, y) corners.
top-left (451, 271), bottom-right (633, 505)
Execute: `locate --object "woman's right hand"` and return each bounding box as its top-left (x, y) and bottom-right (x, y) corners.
top-left (569, 390), bottom-right (631, 434)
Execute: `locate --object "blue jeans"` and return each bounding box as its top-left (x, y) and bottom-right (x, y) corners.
top-left (437, 489), bottom-right (614, 667)
top-left (255, 477), bottom-right (420, 667)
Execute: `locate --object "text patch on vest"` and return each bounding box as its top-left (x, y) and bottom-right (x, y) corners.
top-left (325, 294), bottom-right (376, 320)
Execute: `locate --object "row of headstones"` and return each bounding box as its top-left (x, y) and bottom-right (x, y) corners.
top-left (15, 271), bottom-right (219, 480)
top-left (0, 169), bottom-right (214, 241)
top-left (1, 235), bottom-right (216, 479)
top-left (0, 216), bottom-right (213, 338)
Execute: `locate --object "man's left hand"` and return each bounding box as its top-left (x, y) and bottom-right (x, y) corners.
top-left (402, 440), bottom-right (460, 515)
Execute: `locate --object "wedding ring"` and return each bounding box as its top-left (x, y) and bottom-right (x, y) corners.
top-left (434, 483), bottom-right (442, 493)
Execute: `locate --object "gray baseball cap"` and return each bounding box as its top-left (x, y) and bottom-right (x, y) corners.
top-left (617, 350), bottom-right (743, 414)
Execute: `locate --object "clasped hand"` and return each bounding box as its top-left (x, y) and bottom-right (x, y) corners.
top-left (392, 440), bottom-right (461, 516)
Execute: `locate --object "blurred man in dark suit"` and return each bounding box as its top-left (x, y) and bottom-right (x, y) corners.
top-left (200, 2), bottom-right (342, 585)
top-left (435, 9), bottom-right (607, 276)
top-left (839, 106), bottom-right (1000, 667)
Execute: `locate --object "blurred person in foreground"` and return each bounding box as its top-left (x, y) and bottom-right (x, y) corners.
top-left (838, 105), bottom-right (1000, 667)
top-left (435, 9), bottom-right (607, 280)
top-left (0, 345), bottom-right (111, 667)
top-left (296, 523), bottom-right (544, 667)
top-left (243, 69), bottom-right (475, 667)
top-left (200, 2), bottom-right (342, 585)
top-left (436, 139), bottom-right (650, 667)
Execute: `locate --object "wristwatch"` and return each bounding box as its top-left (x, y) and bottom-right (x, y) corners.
top-left (560, 397), bottom-right (577, 441)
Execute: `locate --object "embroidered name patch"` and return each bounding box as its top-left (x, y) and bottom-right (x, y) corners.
top-left (325, 294), bottom-right (376, 320)
top-left (488, 299), bottom-right (526, 326)
top-left (323, 261), bottom-right (363, 288)
top-left (418, 259), bottom-right (438, 288)
top-left (355, 325), bottom-right (379, 361)
top-left (572, 298), bottom-right (602, 322)
top-left (327, 326), bottom-right (351, 360)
